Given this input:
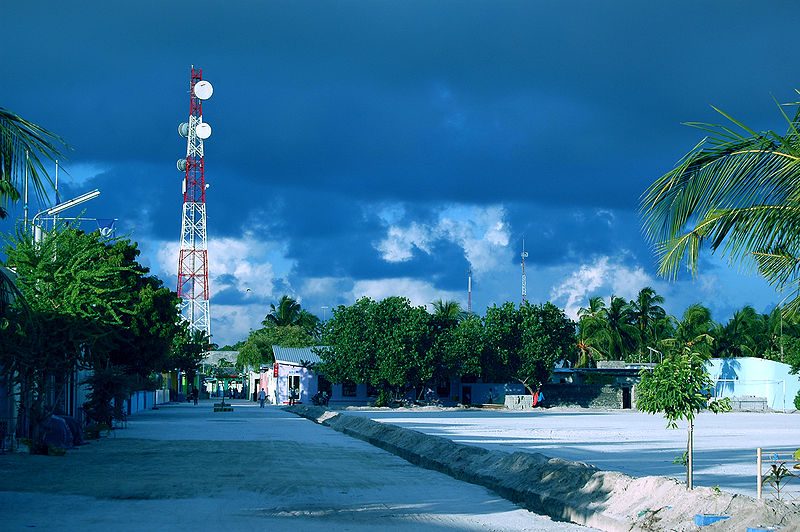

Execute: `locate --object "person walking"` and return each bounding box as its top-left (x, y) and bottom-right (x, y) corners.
top-left (192, 387), bottom-right (199, 406)
top-left (258, 388), bottom-right (266, 408)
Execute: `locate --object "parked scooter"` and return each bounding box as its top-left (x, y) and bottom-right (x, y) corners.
top-left (311, 391), bottom-right (329, 407)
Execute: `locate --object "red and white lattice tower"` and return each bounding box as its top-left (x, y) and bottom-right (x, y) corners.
top-left (176, 67), bottom-right (214, 339)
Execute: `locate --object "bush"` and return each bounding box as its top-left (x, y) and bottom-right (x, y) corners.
top-left (374, 389), bottom-right (392, 408)
top-left (794, 390), bottom-right (800, 411)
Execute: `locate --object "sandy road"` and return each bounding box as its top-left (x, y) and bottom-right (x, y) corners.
top-left (0, 401), bottom-right (594, 531)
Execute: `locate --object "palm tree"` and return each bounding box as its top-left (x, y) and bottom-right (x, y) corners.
top-left (577, 296), bottom-right (609, 366)
top-left (715, 306), bottom-right (765, 358)
top-left (629, 287), bottom-right (668, 359)
top-left (0, 108), bottom-right (67, 218)
top-left (430, 299), bottom-right (466, 323)
top-left (262, 295), bottom-right (319, 334)
top-left (641, 94), bottom-right (800, 314)
top-left (674, 304), bottom-right (715, 357)
top-left (604, 295), bottom-right (638, 361)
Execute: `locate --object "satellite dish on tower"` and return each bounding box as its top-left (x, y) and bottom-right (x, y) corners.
top-left (177, 159), bottom-right (187, 172)
top-left (195, 122), bottom-right (212, 140)
top-left (193, 80), bottom-right (213, 100)
top-left (178, 123), bottom-right (190, 137)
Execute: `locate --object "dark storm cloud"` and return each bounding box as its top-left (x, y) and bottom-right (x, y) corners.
top-left (3, 1), bottom-right (799, 343)
top-left (5, 1), bottom-right (798, 214)
top-left (507, 205), bottom-right (653, 268)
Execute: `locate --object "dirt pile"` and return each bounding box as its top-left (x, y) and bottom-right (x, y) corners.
top-left (289, 405), bottom-right (800, 531)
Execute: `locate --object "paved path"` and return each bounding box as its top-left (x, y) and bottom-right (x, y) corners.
top-left (0, 401), bottom-right (593, 531)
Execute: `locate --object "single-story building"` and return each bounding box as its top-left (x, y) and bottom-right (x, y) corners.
top-left (253, 346), bottom-right (327, 405)
top-left (708, 357), bottom-right (800, 412)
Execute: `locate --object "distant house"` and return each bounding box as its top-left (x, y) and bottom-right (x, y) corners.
top-left (252, 346), bottom-right (327, 405)
top-left (707, 357), bottom-right (800, 412)
top-left (202, 350), bottom-right (241, 397)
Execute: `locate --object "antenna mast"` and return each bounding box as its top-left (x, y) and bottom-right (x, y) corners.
top-left (521, 238), bottom-right (528, 304)
top-left (467, 268), bottom-right (473, 314)
top-left (176, 67), bottom-right (214, 339)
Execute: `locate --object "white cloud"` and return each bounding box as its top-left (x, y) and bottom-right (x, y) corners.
top-left (153, 234), bottom-right (289, 301)
top-left (376, 223), bottom-right (433, 262)
top-left (375, 203), bottom-right (512, 274)
top-left (350, 278), bottom-right (462, 310)
top-left (549, 256), bottom-right (657, 319)
top-left (212, 303), bottom-right (266, 347)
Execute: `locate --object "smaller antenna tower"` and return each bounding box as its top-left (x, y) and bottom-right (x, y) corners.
top-left (521, 238), bottom-right (528, 304)
top-left (467, 268), bottom-right (473, 314)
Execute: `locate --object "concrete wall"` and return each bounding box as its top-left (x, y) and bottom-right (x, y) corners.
top-left (707, 357), bottom-right (799, 411)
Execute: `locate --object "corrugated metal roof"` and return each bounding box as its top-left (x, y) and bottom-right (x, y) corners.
top-left (272, 345), bottom-right (323, 366)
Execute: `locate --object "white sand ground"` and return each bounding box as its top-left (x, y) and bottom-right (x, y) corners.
top-left (0, 401), bottom-right (595, 532)
top-left (344, 407), bottom-right (800, 499)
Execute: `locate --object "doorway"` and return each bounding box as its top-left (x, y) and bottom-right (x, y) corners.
top-left (622, 387), bottom-right (631, 409)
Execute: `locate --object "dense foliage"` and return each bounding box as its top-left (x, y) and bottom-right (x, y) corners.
top-left (1, 226), bottom-right (184, 446)
top-left (575, 287), bottom-right (800, 366)
top-left (318, 297), bottom-right (574, 401)
top-left (235, 295), bottom-right (319, 370)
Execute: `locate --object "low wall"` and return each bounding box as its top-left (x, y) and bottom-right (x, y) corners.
top-left (504, 395), bottom-right (533, 410)
top-left (287, 405), bottom-right (797, 531)
top-left (542, 384), bottom-right (623, 409)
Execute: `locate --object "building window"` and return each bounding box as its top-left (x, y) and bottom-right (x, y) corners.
top-left (289, 375), bottom-right (300, 392)
top-left (317, 376), bottom-right (332, 395)
top-left (342, 381), bottom-right (357, 397)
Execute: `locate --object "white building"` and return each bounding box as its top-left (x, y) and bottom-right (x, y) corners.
top-left (253, 346), bottom-right (327, 405)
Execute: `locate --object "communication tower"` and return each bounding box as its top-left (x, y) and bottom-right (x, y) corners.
top-left (176, 67), bottom-right (214, 339)
top-left (521, 239), bottom-right (528, 304)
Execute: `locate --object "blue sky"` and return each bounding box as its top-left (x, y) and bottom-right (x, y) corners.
top-left (2, 1), bottom-right (798, 346)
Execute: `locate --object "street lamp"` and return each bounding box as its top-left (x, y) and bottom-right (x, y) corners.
top-left (32, 189), bottom-right (101, 242)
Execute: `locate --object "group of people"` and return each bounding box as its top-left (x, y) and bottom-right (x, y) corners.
top-left (257, 387), bottom-right (317, 406)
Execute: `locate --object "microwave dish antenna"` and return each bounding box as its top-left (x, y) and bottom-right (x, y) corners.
top-left (193, 80), bottom-right (213, 100)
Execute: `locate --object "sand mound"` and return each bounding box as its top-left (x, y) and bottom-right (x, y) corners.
top-left (288, 405), bottom-right (800, 531)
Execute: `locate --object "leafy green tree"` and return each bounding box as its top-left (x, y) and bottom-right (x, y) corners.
top-left (319, 298), bottom-right (378, 387)
top-left (236, 325), bottom-right (316, 369)
top-left (3, 227), bottom-right (183, 446)
top-left (427, 313), bottom-right (482, 391)
top-left (481, 302), bottom-right (522, 382)
top-left (636, 338), bottom-right (731, 489)
top-left (370, 296), bottom-right (433, 396)
top-left (514, 302), bottom-right (576, 395)
top-left (0, 108), bottom-right (67, 218)
top-left (3, 228), bottom-right (138, 445)
top-left (320, 297), bottom-right (433, 401)
top-left (641, 94), bottom-right (800, 314)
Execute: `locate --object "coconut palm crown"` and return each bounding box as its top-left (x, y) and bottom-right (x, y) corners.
top-left (0, 108), bottom-right (67, 218)
top-left (641, 92), bottom-right (800, 313)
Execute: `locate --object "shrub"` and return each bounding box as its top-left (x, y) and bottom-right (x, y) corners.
top-left (794, 390), bottom-right (800, 411)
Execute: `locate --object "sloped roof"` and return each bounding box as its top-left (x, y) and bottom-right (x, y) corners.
top-left (272, 345), bottom-right (323, 366)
